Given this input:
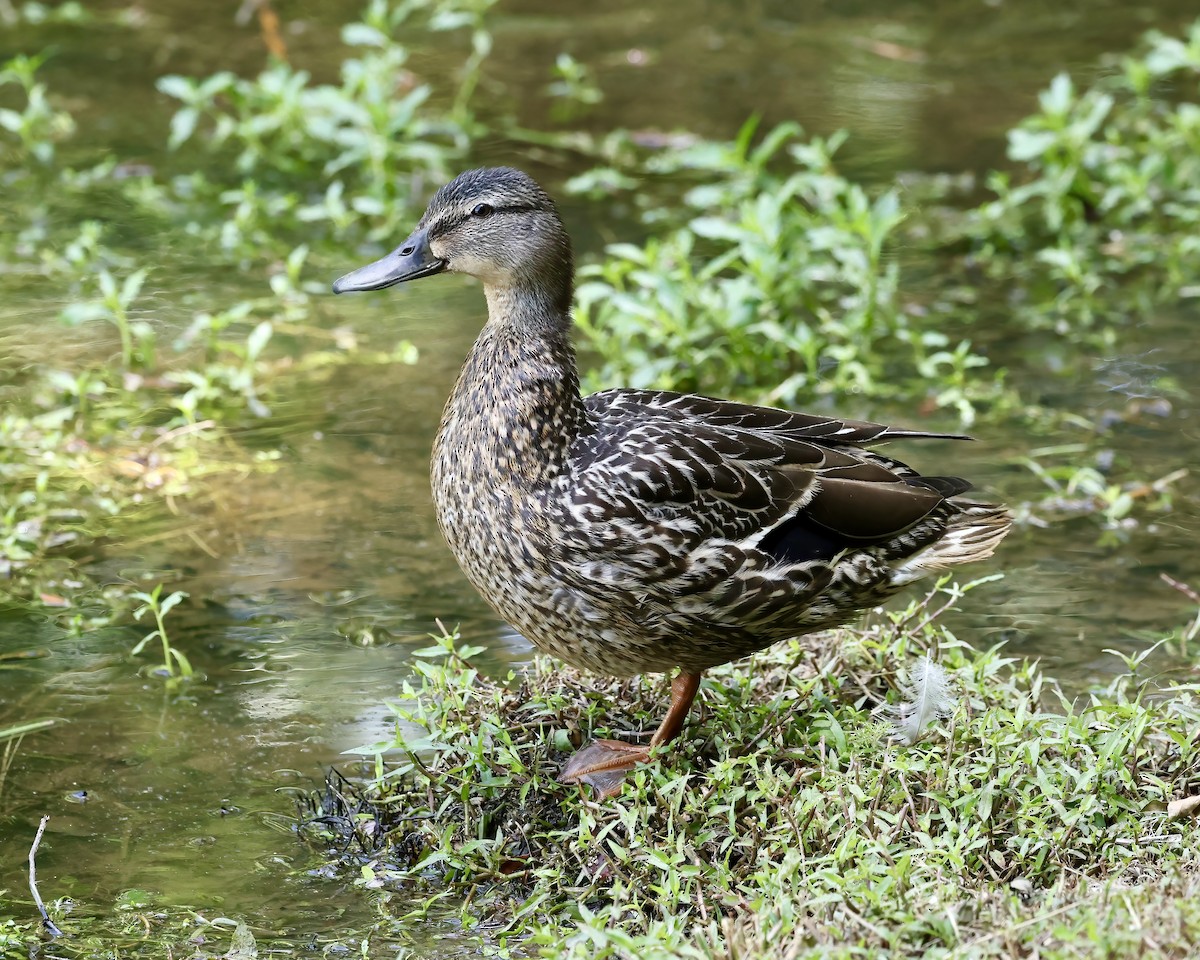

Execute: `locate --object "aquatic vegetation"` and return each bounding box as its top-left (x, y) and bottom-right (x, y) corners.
top-left (0, 718), bottom-right (57, 744)
top-left (571, 19), bottom-right (1200, 423)
top-left (156, 0), bottom-right (499, 250)
top-left (0, 373), bottom-right (222, 616)
top-left (1021, 444), bottom-right (1186, 535)
top-left (0, 52), bottom-right (75, 163)
top-left (574, 121), bottom-right (997, 419)
top-left (58, 268), bottom-right (150, 371)
top-left (306, 580), bottom-right (1200, 958)
top-left (0, 10), bottom-right (425, 627)
top-left (0, 898), bottom-right (277, 959)
top-left (0, 917), bottom-right (31, 954)
top-left (130, 584), bottom-right (192, 681)
top-left (971, 21), bottom-right (1200, 330)
top-left (547, 53), bottom-right (603, 122)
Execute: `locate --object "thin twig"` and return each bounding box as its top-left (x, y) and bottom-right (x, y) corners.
top-left (1128, 467), bottom-right (1189, 500)
top-left (1160, 573), bottom-right (1200, 607)
top-left (236, 0), bottom-right (289, 61)
top-left (29, 815), bottom-right (63, 938)
top-left (256, 0), bottom-right (288, 61)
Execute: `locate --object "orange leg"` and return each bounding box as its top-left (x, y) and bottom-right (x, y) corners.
top-left (560, 670), bottom-right (703, 797)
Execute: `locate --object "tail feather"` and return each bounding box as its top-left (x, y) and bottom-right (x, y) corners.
top-left (892, 502), bottom-right (1011, 584)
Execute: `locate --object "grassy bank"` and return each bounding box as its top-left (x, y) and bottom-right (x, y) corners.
top-left (302, 580), bottom-right (1200, 958)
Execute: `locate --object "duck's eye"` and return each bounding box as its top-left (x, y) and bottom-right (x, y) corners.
top-left (471, 203), bottom-right (494, 218)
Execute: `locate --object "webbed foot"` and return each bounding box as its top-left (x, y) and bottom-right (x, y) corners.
top-left (560, 738), bottom-right (652, 797)
top-left (559, 670), bottom-right (704, 798)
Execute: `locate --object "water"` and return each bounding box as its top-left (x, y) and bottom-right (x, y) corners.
top-left (1, 0), bottom-right (1198, 952)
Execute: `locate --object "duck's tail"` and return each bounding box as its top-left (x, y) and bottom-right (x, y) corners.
top-left (891, 502), bottom-right (1012, 585)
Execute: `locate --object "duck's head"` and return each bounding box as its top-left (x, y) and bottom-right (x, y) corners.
top-left (332, 167), bottom-right (574, 315)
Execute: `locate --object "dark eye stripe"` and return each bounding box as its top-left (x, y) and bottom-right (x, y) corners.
top-left (431, 203), bottom-right (539, 235)
top-left (488, 203), bottom-right (538, 215)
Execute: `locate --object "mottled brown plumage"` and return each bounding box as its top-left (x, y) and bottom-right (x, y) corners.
top-left (333, 167), bottom-right (1011, 795)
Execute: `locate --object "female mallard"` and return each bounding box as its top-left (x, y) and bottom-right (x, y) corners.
top-left (333, 167), bottom-right (1010, 796)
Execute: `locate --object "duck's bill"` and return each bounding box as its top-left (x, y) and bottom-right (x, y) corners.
top-left (331, 229), bottom-right (446, 293)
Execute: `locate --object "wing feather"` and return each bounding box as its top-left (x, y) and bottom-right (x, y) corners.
top-left (564, 388), bottom-right (974, 571)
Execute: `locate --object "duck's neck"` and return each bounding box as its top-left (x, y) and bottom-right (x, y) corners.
top-left (482, 282), bottom-right (573, 336)
top-left (436, 283), bottom-right (587, 488)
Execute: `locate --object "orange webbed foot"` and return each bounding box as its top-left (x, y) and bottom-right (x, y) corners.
top-left (559, 670), bottom-right (704, 798)
top-left (560, 738), bottom-right (651, 797)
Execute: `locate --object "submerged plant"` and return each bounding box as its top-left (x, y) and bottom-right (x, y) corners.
top-left (1021, 441), bottom-right (1187, 539)
top-left (130, 584), bottom-right (192, 681)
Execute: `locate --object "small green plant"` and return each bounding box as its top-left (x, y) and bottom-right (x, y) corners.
top-left (130, 584), bottom-right (193, 681)
top-left (58, 268), bottom-right (152, 371)
top-left (547, 53), bottom-right (602, 122)
top-left (0, 52), bottom-right (75, 163)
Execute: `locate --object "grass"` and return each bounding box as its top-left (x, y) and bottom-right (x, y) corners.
top-left (299, 579), bottom-right (1200, 959)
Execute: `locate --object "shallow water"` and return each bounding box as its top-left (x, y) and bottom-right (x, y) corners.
top-left (2, 0), bottom-right (1199, 952)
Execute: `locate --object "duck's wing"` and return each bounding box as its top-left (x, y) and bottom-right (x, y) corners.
top-left (566, 389), bottom-right (972, 575)
top-left (587, 388), bottom-right (972, 446)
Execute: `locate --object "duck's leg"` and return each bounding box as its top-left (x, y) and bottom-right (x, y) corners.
top-left (560, 670), bottom-right (702, 797)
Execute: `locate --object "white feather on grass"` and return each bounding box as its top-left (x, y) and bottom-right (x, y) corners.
top-left (885, 655), bottom-right (956, 745)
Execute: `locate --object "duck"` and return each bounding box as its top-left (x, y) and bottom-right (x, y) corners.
top-left (332, 166), bottom-right (1011, 797)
